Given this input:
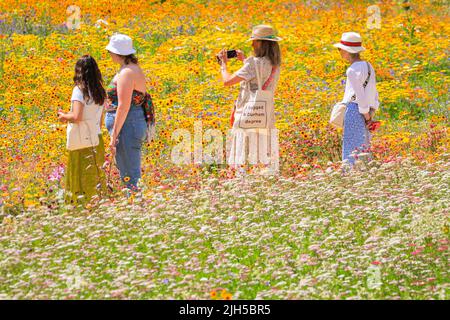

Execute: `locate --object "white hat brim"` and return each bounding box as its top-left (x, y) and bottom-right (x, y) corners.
top-left (333, 43), bottom-right (365, 53)
top-left (105, 44), bottom-right (136, 55)
top-left (248, 36), bottom-right (283, 42)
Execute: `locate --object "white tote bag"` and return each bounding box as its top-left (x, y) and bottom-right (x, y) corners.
top-left (66, 121), bottom-right (99, 151)
top-left (236, 59), bottom-right (274, 129)
top-left (329, 103), bottom-right (347, 128)
top-left (66, 100), bottom-right (100, 151)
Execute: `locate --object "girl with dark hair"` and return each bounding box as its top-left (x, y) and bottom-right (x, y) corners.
top-left (58, 54), bottom-right (107, 205)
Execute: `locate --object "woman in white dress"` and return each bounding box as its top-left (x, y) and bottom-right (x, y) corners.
top-left (218, 25), bottom-right (282, 174)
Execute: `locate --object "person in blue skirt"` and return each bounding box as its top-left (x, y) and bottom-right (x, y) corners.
top-left (334, 32), bottom-right (380, 166)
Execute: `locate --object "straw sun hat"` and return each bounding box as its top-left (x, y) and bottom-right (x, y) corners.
top-left (248, 25), bottom-right (282, 42)
top-left (333, 32), bottom-right (365, 53)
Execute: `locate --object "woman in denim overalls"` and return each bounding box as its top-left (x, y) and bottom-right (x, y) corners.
top-left (104, 34), bottom-right (150, 190)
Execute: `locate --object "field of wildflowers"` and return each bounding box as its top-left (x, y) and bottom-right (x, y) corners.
top-left (0, 0), bottom-right (449, 299)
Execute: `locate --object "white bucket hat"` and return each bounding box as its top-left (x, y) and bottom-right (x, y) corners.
top-left (333, 32), bottom-right (365, 53)
top-left (106, 33), bottom-right (136, 55)
top-left (248, 24), bottom-right (282, 42)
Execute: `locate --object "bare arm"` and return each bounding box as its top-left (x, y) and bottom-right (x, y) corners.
top-left (58, 100), bottom-right (84, 123)
top-left (223, 73), bottom-right (245, 87)
top-left (218, 49), bottom-right (245, 87)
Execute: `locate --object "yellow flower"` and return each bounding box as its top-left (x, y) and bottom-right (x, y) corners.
top-left (220, 289), bottom-right (228, 299)
top-left (210, 290), bottom-right (217, 299)
top-left (123, 176), bottom-right (130, 182)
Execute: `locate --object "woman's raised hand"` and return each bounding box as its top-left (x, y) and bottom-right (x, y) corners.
top-left (217, 49), bottom-right (228, 65)
top-left (236, 50), bottom-right (246, 62)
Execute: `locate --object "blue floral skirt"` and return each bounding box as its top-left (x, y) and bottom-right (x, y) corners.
top-left (342, 102), bottom-right (371, 165)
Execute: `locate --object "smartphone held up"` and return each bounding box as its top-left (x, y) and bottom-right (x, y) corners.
top-left (217, 50), bottom-right (237, 64)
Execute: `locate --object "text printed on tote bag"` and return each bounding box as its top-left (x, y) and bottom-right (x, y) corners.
top-left (238, 100), bottom-right (268, 128)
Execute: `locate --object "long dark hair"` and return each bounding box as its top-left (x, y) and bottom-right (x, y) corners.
top-left (73, 55), bottom-right (107, 105)
top-left (254, 40), bottom-right (281, 66)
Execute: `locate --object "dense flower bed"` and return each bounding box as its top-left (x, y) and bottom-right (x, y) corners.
top-left (0, 0), bottom-right (448, 299)
top-left (0, 0), bottom-right (449, 211)
top-left (0, 157), bottom-right (448, 299)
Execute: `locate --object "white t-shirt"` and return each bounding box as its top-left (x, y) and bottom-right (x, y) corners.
top-left (341, 61), bottom-right (379, 114)
top-left (71, 86), bottom-right (103, 135)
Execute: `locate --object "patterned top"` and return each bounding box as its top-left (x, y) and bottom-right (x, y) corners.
top-left (105, 80), bottom-right (155, 126)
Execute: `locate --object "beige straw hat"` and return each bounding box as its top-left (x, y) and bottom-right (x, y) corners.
top-left (333, 32), bottom-right (365, 53)
top-left (248, 25), bottom-right (282, 42)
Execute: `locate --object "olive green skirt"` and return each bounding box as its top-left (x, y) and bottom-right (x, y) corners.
top-left (64, 134), bottom-right (107, 205)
